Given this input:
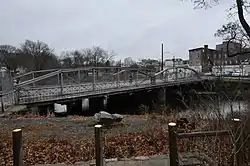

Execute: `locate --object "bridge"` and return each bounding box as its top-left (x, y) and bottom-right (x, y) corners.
top-left (0, 66), bottom-right (207, 107)
top-left (1, 66), bottom-right (249, 109)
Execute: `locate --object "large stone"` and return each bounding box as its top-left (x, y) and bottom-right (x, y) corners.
top-left (94, 111), bottom-right (114, 125)
top-left (94, 111), bottom-right (124, 125)
top-left (112, 113), bottom-right (123, 122)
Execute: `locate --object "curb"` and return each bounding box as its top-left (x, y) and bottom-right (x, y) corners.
top-left (34, 155), bottom-right (169, 166)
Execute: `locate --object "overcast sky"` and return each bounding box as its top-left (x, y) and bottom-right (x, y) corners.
top-left (0, 0), bottom-right (235, 60)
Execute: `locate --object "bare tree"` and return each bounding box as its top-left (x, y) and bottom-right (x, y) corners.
top-left (61, 46), bottom-right (115, 68)
top-left (215, 21), bottom-right (250, 57)
top-left (60, 51), bottom-right (73, 68)
top-left (19, 40), bottom-right (55, 71)
top-left (72, 50), bottom-right (85, 67)
top-left (191, 0), bottom-right (250, 38)
top-left (0, 45), bottom-right (18, 54)
top-left (92, 46), bottom-right (115, 67)
top-left (0, 45), bottom-right (19, 71)
top-left (138, 59), bottom-right (160, 71)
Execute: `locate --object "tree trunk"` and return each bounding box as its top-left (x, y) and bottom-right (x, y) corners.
top-left (236, 0), bottom-right (250, 38)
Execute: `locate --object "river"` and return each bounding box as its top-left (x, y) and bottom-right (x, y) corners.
top-left (180, 100), bottom-right (249, 119)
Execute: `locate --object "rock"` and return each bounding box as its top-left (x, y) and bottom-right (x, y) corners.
top-left (54, 103), bottom-right (67, 113)
top-left (94, 111), bottom-right (114, 125)
top-left (93, 111), bottom-right (123, 125)
top-left (112, 113), bottom-right (123, 122)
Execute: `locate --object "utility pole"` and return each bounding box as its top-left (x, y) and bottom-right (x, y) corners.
top-left (161, 43), bottom-right (164, 71)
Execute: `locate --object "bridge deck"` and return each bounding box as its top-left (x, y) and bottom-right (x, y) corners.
top-left (5, 67), bottom-right (244, 106)
top-left (17, 78), bottom-right (203, 105)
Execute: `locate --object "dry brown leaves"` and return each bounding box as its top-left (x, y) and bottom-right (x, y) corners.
top-left (0, 120), bottom-right (169, 166)
top-left (0, 115), bottom-right (235, 166)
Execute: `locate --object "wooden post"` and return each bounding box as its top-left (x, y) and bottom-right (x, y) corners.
top-left (168, 122), bottom-right (178, 166)
top-left (1, 93), bottom-right (4, 113)
top-left (95, 125), bottom-right (104, 166)
top-left (12, 129), bottom-right (23, 166)
top-left (92, 69), bottom-right (96, 91)
top-left (232, 118), bottom-right (244, 166)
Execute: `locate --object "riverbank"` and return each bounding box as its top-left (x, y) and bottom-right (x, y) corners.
top-left (0, 111), bottom-right (235, 166)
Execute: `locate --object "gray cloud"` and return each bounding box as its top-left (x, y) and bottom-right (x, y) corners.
top-left (0, 0), bottom-right (232, 60)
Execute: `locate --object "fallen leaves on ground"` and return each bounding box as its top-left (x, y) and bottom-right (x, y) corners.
top-left (0, 115), bottom-right (235, 166)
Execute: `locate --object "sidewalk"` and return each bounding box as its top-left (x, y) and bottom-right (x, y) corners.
top-left (36, 153), bottom-right (209, 166)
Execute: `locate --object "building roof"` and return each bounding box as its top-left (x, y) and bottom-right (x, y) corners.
top-left (188, 47), bottom-right (204, 52)
top-left (189, 47), bottom-right (216, 52)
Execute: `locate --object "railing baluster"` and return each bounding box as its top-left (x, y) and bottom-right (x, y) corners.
top-left (93, 68), bottom-right (96, 91)
top-left (60, 71), bottom-right (63, 95)
top-left (135, 70), bottom-right (138, 86)
top-left (116, 68), bottom-right (120, 88)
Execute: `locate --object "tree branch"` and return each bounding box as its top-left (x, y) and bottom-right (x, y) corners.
top-left (236, 0), bottom-right (250, 37)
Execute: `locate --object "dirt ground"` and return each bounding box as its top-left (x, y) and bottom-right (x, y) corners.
top-left (0, 113), bottom-right (234, 166)
top-left (0, 114), bottom-right (172, 166)
top-left (0, 115), bottom-right (162, 141)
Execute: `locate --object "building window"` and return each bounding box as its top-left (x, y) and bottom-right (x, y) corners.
top-left (230, 61), bottom-right (232, 64)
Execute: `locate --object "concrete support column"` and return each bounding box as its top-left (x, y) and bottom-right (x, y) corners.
top-left (82, 98), bottom-right (90, 111)
top-left (103, 95), bottom-right (108, 110)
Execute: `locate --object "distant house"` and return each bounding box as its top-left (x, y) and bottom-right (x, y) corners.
top-left (164, 58), bottom-right (188, 69)
top-left (188, 45), bottom-right (216, 72)
top-left (215, 41), bottom-right (250, 65)
top-left (189, 41), bottom-right (250, 73)
top-left (183, 60), bottom-right (189, 65)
